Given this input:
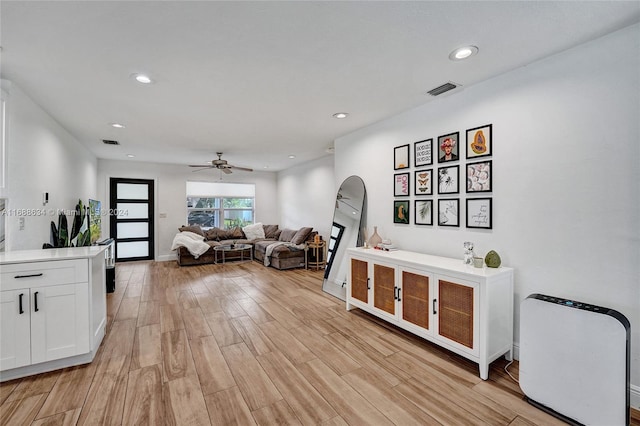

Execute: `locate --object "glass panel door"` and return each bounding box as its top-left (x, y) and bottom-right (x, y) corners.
top-left (110, 178), bottom-right (154, 262)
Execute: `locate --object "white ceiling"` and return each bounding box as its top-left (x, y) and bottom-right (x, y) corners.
top-left (1, 1), bottom-right (639, 172)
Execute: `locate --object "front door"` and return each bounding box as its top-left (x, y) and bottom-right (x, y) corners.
top-left (109, 178), bottom-right (154, 262)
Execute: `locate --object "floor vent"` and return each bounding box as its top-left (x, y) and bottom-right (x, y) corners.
top-left (427, 82), bottom-right (459, 96)
top-left (102, 139), bottom-right (120, 145)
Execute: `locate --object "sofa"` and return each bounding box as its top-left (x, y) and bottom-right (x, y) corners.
top-left (175, 223), bottom-right (316, 270)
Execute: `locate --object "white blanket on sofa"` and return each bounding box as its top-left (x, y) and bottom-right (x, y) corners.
top-left (171, 231), bottom-right (210, 259)
top-left (263, 241), bottom-right (305, 266)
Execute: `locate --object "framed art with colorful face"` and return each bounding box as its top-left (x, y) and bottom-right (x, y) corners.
top-left (415, 200), bottom-right (433, 225)
top-left (437, 132), bottom-right (459, 163)
top-left (394, 144), bottom-right (410, 170)
top-left (466, 124), bottom-right (492, 159)
top-left (414, 170), bottom-right (432, 195)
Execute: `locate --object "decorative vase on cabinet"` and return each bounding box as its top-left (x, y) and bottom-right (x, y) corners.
top-left (368, 226), bottom-right (382, 248)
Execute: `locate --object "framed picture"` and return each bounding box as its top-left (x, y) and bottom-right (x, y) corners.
top-left (414, 139), bottom-right (433, 167)
top-left (466, 160), bottom-right (492, 193)
top-left (438, 165), bottom-right (459, 194)
top-left (438, 199), bottom-right (459, 227)
top-left (466, 198), bottom-right (492, 229)
top-left (394, 173), bottom-right (410, 196)
top-left (414, 169), bottom-right (433, 195)
top-left (415, 200), bottom-right (433, 225)
top-left (394, 200), bottom-right (410, 224)
top-left (466, 124), bottom-right (492, 159)
top-left (437, 132), bottom-right (459, 163)
top-left (394, 144), bottom-right (410, 170)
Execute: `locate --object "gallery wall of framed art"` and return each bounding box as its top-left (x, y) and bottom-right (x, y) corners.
top-left (392, 124), bottom-right (493, 230)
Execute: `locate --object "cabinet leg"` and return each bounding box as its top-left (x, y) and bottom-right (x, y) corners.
top-left (505, 349), bottom-right (513, 362)
top-left (480, 364), bottom-right (489, 380)
top-left (346, 301), bottom-right (354, 311)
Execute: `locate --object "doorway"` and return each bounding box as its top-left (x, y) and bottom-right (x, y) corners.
top-left (109, 178), bottom-right (154, 262)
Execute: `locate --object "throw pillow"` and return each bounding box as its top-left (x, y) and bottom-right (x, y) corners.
top-left (278, 229), bottom-right (298, 242)
top-left (205, 227), bottom-right (222, 241)
top-left (263, 224), bottom-right (280, 239)
top-left (291, 227), bottom-right (313, 245)
top-left (178, 225), bottom-right (204, 236)
top-left (230, 226), bottom-right (245, 239)
top-left (243, 222), bottom-right (265, 240)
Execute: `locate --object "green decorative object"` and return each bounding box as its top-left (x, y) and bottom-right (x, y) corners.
top-left (484, 250), bottom-right (501, 268)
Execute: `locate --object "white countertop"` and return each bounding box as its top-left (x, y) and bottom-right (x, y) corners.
top-left (348, 247), bottom-right (512, 277)
top-left (0, 246), bottom-right (108, 265)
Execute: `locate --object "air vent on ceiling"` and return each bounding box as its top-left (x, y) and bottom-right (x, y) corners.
top-left (427, 82), bottom-right (460, 96)
top-left (102, 139), bottom-right (120, 145)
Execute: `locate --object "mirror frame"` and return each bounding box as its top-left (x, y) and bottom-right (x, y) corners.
top-left (322, 176), bottom-right (366, 301)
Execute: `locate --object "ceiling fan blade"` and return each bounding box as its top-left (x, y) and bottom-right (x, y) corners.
top-left (190, 167), bottom-right (211, 172)
top-left (229, 165), bottom-right (254, 172)
top-left (222, 167), bottom-right (233, 174)
top-left (189, 164), bottom-right (212, 167)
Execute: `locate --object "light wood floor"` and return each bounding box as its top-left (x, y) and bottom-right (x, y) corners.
top-left (1, 261), bottom-right (638, 425)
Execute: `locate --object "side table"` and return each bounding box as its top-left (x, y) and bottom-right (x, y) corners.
top-left (306, 240), bottom-right (326, 270)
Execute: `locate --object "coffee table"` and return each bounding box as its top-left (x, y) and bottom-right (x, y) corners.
top-left (213, 244), bottom-right (253, 264)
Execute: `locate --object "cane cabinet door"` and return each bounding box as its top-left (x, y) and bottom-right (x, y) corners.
top-left (399, 269), bottom-right (432, 333)
top-left (435, 277), bottom-right (479, 356)
top-left (350, 258), bottom-right (369, 304)
top-left (372, 263), bottom-right (396, 317)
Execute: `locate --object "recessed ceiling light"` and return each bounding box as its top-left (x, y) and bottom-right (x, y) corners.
top-left (263, 166), bottom-right (269, 169)
top-left (332, 112), bottom-right (349, 119)
top-left (288, 155), bottom-right (296, 159)
top-left (126, 154), bottom-right (135, 158)
top-left (131, 73), bottom-right (153, 84)
top-left (110, 123), bottom-right (125, 129)
top-left (449, 45), bottom-right (479, 61)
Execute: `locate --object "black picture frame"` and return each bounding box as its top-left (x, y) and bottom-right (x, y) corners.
top-left (466, 124), bottom-right (492, 159)
top-left (414, 169), bottom-right (433, 195)
top-left (394, 200), bottom-right (410, 224)
top-left (437, 132), bottom-right (460, 163)
top-left (466, 160), bottom-right (492, 193)
top-left (414, 139), bottom-right (433, 167)
top-left (437, 165), bottom-right (459, 195)
top-left (415, 200), bottom-right (433, 225)
top-left (466, 198), bottom-right (492, 229)
top-left (437, 199), bottom-right (459, 227)
top-left (394, 144), bottom-right (410, 170)
top-left (394, 172), bottom-right (410, 197)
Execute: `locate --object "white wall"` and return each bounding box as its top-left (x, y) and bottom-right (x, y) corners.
top-left (277, 154), bottom-right (335, 239)
top-left (2, 81), bottom-right (97, 250)
top-left (335, 24), bottom-right (640, 399)
top-left (97, 159), bottom-right (278, 261)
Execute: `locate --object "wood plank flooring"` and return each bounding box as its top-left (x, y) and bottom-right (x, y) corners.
top-left (1, 260), bottom-right (639, 425)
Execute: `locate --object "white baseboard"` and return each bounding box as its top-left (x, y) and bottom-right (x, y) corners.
top-left (631, 384), bottom-right (640, 410)
top-left (512, 343), bottom-right (639, 410)
top-left (156, 254), bottom-right (176, 262)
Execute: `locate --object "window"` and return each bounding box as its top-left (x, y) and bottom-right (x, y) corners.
top-left (186, 182), bottom-right (255, 229)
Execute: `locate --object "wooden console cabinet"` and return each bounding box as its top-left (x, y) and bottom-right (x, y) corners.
top-left (0, 247), bottom-right (107, 381)
top-left (347, 247), bottom-right (514, 380)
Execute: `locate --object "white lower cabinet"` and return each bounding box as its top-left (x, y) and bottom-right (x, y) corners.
top-left (347, 248), bottom-right (513, 380)
top-left (0, 251), bottom-right (106, 381)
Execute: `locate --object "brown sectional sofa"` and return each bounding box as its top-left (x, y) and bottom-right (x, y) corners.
top-left (175, 224), bottom-right (316, 270)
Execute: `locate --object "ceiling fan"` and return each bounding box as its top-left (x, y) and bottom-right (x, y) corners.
top-left (189, 152), bottom-right (253, 174)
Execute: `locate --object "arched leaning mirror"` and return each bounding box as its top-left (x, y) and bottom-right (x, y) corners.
top-left (322, 176), bottom-right (366, 301)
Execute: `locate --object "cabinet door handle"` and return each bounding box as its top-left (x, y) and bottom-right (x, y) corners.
top-left (19, 293), bottom-right (24, 314)
top-left (397, 288), bottom-right (401, 302)
top-left (367, 277), bottom-right (370, 290)
top-left (34, 292), bottom-right (39, 312)
top-left (14, 273), bottom-right (43, 279)
top-left (433, 299), bottom-right (437, 315)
